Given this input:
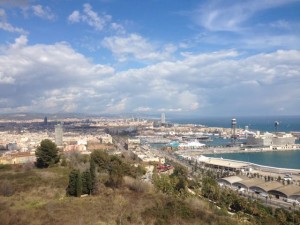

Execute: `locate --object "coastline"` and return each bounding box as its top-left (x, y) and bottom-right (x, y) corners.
top-left (192, 155), bottom-right (300, 183)
top-left (174, 145), bottom-right (300, 170)
top-left (175, 144), bottom-right (300, 156)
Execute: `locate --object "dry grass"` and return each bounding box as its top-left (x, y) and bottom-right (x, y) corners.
top-left (0, 187), bottom-right (156, 225)
top-left (0, 166), bottom-right (243, 225)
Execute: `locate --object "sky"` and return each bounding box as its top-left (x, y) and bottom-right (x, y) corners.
top-left (0, 0), bottom-right (300, 117)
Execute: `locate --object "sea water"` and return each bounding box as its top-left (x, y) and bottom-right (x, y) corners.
top-left (170, 115), bottom-right (300, 169)
top-left (170, 115), bottom-right (300, 132)
top-left (205, 151), bottom-right (300, 169)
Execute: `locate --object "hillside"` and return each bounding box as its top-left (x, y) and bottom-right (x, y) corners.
top-left (0, 165), bottom-right (241, 225)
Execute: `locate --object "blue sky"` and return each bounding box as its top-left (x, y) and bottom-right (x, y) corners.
top-left (0, 0), bottom-right (300, 117)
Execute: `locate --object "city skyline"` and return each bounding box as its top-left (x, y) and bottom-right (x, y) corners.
top-left (0, 0), bottom-right (300, 116)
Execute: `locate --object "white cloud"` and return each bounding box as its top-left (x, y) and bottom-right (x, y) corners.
top-left (178, 91), bottom-right (200, 111)
top-left (194, 0), bottom-right (300, 31)
top-left (158, 108), bottom-right (183, 112)
top-left (0, 72), bottom-right (15, 84)
top-left (83, 3), bottom-right (110, 30)
top-left (270, 20), bottom-right (291, 30)
top-left (10, 35), bottom-right (28, 49)
top-left (104, 98), bottom-right (127, 114)
top-left (32, 5), bottom-right (55, 20)
top-left (134, 107), bottom-right (152, 112)
top-left (241, 34), bottom-right (300, 50)
top-left (0, 8), bottom-right (27, 34)
top-left (0, 35), bottom-right (114, 113)
top-left (1, 36), bottom-right (300, 116)
top-left (110, 22), bottom-right (125, 34)
top-left (102, 33), bottom-right (177, 62)
top-left (68, 10), bottom-right (81, 23)
top-left (68, 3), bottom-right (111, 31)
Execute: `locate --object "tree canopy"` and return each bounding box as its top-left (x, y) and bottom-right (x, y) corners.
top-left (35, 139), bottom-right (60, 168)
top-left (90, 150), bottom-right (145, 188)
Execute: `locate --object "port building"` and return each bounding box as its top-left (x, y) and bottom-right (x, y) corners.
top-left (246, 132), bottom-right (296, 147)
top-left (196, 155), bottom-right (250, 172)
top-left (218, 176), bottom-right (300, 201)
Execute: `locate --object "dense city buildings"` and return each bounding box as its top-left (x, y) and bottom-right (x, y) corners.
top-left (0, 115), bottom-right (299, 170)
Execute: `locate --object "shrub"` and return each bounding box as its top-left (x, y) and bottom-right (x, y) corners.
top-left (0, 164), bottom-right (12, 170)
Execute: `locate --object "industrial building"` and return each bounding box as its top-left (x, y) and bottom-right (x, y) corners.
top-left (218, 175), bottom-right (300, 201)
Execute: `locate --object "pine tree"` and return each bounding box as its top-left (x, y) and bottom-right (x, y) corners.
top-left (35, 139), bottom-right (60, 168)
top-left (67, 169), bottom-right (78, 196)
top-left (66, 169), bottom-right (82, 197)
top-left (82, 171), bottom-right (92, 195)
top-left (76, 171), bottom-right (82, 197)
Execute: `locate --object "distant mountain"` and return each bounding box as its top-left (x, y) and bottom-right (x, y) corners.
top-left (0, 112), bottom-right (92, 120)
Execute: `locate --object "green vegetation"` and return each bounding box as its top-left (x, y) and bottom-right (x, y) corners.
top-left (197, 169), bottom-right (300, 225)
top-left (90, 150), bottom-right (146, 188)
top-left (0, 164), bottom-right (12, 170)
top-left (35, 139), bottom-right (60, 168)
top-left (1, 149), bottom-right (300, 225)
top-left (66, 169), bottom-right (81, 196)
top-left (153, 163), bottom-right (189, 198)
top-left (81, 170), bottom-right (92, 195)
top-left (66, 169), bottom-right (92, 196)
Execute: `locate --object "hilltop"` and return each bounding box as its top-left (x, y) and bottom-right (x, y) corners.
top-left (0, 164), bottom-right (240, 225)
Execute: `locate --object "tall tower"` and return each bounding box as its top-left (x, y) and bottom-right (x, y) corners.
top-left (55, 124), bottom-right (63, 146)
top-left (44, 116), bottom-right (48, 126)
top-left (161, 113), bottom-right (166, 124)
top-left (231, 118), bottom-right (237, 144)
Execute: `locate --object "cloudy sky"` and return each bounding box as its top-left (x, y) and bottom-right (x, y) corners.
top-left (0, 0), bottom-right (300, 117)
